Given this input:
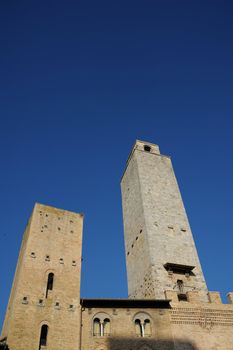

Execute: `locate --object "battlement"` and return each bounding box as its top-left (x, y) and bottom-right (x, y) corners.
top-left (165, 290), bottom-right (233, 306)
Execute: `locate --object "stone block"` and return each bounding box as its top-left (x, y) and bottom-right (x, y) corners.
top-left (165, 290), bottom-right (178, 303)
top-left (186, 291), bottom-right (200, 303)
top-left (208, 291), bottom-right (222, 304)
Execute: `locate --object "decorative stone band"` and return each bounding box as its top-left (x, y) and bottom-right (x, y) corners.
top-left (170, 308), bottom-right (233, 329)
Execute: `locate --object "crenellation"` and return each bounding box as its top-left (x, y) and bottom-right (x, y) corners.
top-left (208, 291), bottom-right (222, 304)
top-left (227, 292), bottom-right (233, 304)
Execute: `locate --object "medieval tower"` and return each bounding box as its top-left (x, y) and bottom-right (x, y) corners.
top-left (1, 204), bottom-right (83, 350)
top-left (1, 140), bottom-right (233, 350)
top-left (121, 140), bottom-right (208, 301)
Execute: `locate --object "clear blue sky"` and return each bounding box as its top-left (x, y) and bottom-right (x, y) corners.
top-left (0, 0), bottom-right (233, 329)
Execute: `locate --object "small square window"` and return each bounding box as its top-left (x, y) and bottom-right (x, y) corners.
top-left (68, 304), bottom-right (74, 311)
top-left (30, 252), bottom-right (36, 258)
top-left (22, 296), bottom-right (28, 304)
top-left (144, 145), bottom-right (151, 152)
top-left (178, 293), bottom-right (188, 302)
top-left (59, 258), bottom-right (64, 264)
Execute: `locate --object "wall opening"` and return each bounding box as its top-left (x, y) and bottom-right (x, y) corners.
top-left (144, 145), bottom-right (151, 152)
top-left (103, 318), bottom-right (110, 336)
top-left (39, 324), bottom-right (48, 349)
top-left (93, 318), bottom-right (101, 336)
top-left (46, 273), bottom-right (54, 298)
top-left (177, 279), bottom-right (188, 301)
top-left (93, 316), bottom-right (111, 336)
top-left (134, 314), bottom-right (152, 337)
top-left (177, 280), bottom-right (184, 293)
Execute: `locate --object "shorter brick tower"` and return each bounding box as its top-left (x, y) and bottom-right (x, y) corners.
top-left (1, 203), bottom-right (83, 350)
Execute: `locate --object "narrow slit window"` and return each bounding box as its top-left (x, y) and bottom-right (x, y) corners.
top-left (39, 324), bottom-right (48, 348)
top-left (46, 273), bottom-right (54, 298)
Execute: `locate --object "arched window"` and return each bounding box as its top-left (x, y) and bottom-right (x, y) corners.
top-left (135, 319), bottom-right (142, 336)
top-left (103, 318), bottom-right (110, 336)
top-left (39, 324), bottom-right (48, 349)
top-left (93, 318), bottom-right (101, 336)
top-left (46, 273), bottom-right (54, 298)
top-left (134, 313), bottom-right (152, 337)
top-left (93, 313), bottom-right (111, 337)
top-left (144, 319), bottom-right (151, 336)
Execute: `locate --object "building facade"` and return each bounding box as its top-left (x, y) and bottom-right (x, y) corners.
top-left (1, 140), bottom-right (233, 350)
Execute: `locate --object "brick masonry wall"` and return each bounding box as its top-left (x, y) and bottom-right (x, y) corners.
top-left (1, 203), bottom-right (83, 350)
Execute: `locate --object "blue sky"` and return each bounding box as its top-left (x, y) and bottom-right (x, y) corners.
top-left (0, 0), bottom-right (233, 329)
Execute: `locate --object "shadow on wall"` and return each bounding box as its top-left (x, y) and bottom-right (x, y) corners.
top-left (105, 338), bottom-right (198, 350)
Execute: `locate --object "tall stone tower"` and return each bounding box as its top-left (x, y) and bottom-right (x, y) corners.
top-left (1, 203), bottom-right (83, 350)
top-left (121, 140), bottom-right (208, 302)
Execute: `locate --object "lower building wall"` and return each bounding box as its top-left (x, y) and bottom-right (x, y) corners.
top-left (81, 306), bottom-right (174, 350)
top-left (81, 297), bottom-right (233, 350)
top-left (170, 304), bottom-right (233, 350)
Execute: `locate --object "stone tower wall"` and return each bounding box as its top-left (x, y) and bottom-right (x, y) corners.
top-left (1, 203), bottom-right (83, 350)
top-left (121, 140), bottom-right (208, 301)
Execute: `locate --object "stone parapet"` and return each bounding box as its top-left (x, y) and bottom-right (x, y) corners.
top-left (227, 293), bottom-right (233, 304)
top-left (208, 291), bottom-right (222, 304)
top-left (165, 290), bottom-right (233, 306)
